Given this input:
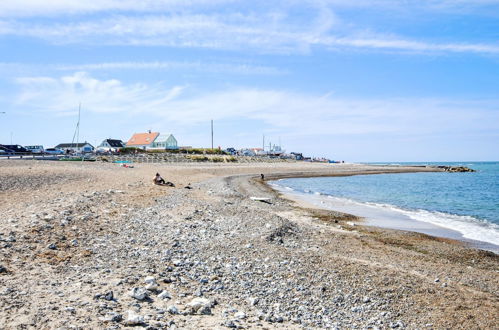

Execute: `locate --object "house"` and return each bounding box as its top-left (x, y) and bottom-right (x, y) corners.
top-left (55, 142), bottom-right (94, 153)
top-left (126, 131), bottom-right (159, 149)
top-left (150, 134), bottom-right (178, 150)
top-left (98, 139), bottom-right (126, 152)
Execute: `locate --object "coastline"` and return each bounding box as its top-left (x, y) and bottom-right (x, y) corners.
top-left (1, 160), bottom-right (497, 329)
top-left (270, 182), bottom-right (499, 253)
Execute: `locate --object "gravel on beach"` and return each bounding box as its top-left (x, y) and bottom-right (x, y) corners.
top-left (0, 160), bottom-right (497, 329)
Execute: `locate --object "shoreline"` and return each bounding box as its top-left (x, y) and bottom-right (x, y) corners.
top-left (1, 160), bottom-right (497, 329)
top-left (270, 182), bottom-right (499, 253)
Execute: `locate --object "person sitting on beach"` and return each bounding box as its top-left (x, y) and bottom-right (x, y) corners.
top-left (153, 173), bottom-right (166, 185)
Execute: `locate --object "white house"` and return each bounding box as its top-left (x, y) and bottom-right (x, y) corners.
top-left (55, 142), bottom-right (94, 153)
top-left (150, 134), bottom-right (178, 150)
top-left (98, 139), bottom-right (126, 152)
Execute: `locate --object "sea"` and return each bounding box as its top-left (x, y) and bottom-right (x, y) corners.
top-left (271, 162), bottom-right (499, 253)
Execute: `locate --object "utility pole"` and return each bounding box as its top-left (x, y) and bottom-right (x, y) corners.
top-left (211, 119), bottom-right (214, 149)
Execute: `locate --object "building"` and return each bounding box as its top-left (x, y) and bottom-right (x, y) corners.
top-left (55, 142), bottom-right (94, 153)
top-left (98, 139), bottom-right (126, 152)
top-left (150, 134), bottom-right (178, 150)
top-left (126, 131), bottom-right (159, 149)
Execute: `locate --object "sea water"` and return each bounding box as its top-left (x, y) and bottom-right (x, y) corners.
top-left (271, 162), bottom-right (499, 252)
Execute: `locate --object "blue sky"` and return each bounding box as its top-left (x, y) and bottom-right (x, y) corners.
top-left (0, 0), bottom-right (498, 161)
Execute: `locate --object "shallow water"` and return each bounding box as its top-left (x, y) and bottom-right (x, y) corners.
top-left (272, 162), bottom-right (499, 252)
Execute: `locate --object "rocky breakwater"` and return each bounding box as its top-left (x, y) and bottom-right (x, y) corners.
top-left (436, 166), bottom-right (476, 172)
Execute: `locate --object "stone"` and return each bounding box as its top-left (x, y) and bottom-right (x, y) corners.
top-left (104, 291), bottom-right (114, 301)
top-left (248, 297), bottom-right (259, 306)
top-left (47, 243), bottom-right (57, 250)
top-left (0, 265), bottom-right (7, 273)
top-left (187, 297), bottom-right (213, 315)
top-left (167, 305), bottom-right (179, 314)
top-left (100, 312), bottom-right (123, 323)
top-left (157, 290), bottom-right (171, 300)
top-left (234, 311), bottom-right (246, 319)
top-left (129, 287), bottom-right (149, 301)
top-left (125, 310), bottom-right (144, 325)
top-left (223, 320), bottom-right (237, 328)
top-left (144, 276), bottom-right (159, 290)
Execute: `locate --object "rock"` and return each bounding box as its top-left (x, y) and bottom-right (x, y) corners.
top-left (223, 320), bottom-right (237, 328)
top-left (144, 276), bottom-right (156, 284)
top-left (362, 296), bottom-right (371, 303)
top-left (157, 290), bottom-right (171, 300)
top-left (186, 297), bottom-right (213, 315)
top-left (248, 297), bottom-right (259, 306)
top-left (100, 312), bottom-right (123, 323)
top-left (129, 287), bottom-right (149, 301)
top-left (125, 310), bottom-right (144, 325)
top-left (0, 265), bottom-right (7, 273)
top-left (47, 243), bottom-right (57, 250)
top-left (167, 305), bottom-right (179, 314)
top-left (234, 311), bottom-right (246, 319)
top-left (145, 282), bottom-right (158, 291)
top-left (104, 291), bottom-right (114, 301)
top-left (144, 276), bottom-right (159, 290)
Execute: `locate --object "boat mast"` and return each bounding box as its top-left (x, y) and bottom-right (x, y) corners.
top-left (70, 103), bottom-right (81, 153)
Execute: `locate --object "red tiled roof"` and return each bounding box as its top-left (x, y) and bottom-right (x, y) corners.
top-left (126, 132), bottom-right (159, 146)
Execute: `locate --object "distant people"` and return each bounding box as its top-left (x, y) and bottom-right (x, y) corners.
top-left (261, 173), bottom-right (265, 180)
top-left (153, 173), bottom-right (175, 187)
top-left (153, 173), bottom-right (166, 185)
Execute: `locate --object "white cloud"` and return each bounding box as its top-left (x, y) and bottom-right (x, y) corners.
top-left (14, 72), bottom-right (499, 139)
top-left (0, 0), bottom-right (234, 17)
top-left (55, 61), bottom-right (284, 75)
top-left (2, 0), bottom-right (499, 17)
top-left (1, 7), bottom-right (498, 55)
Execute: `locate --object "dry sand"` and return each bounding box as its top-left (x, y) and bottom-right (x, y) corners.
top-left (0, 160), bottom-right (497, 329)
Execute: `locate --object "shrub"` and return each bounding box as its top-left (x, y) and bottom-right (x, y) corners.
top-left (188, 155), bottom-right (209, 161)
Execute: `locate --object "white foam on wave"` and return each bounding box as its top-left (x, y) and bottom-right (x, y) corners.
top-left (271, 182), bottom-right (499, 248)
top-left (350, 198), bottom-right (499, 246)
top-left (397, 208), bottom-right (499, 245)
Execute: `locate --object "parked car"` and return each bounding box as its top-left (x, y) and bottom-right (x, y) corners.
top-left (0, 145), bottom-right (29, 153)
top-left (25, 145), bottom-right (44, 154)
top-left (44, 148), bottom-right (64, 155)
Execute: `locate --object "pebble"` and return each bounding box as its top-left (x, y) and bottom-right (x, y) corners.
top-left (157, 290), bottom-right (171, 300)
top-left (129, 287), bottom-right (149, 301)
top-left (167, 305), bottom-right (179, 314)
top-left (125, 310), bottom-right (144, 325)
top-left (234, 311), bottom-right (246, 319)
top-left (186, 297), bottom-right (213, 315)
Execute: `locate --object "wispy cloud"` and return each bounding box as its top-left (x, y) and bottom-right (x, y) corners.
top-left (0, 0), bottom-right (234, 17)
top-left (55, 61), bottom-right (284, 75)
top-left (2, 0), bottom-right (499, 17)
top-left (1, 7), bottom-right (498, 55)
top-left (13, 72), bottom-right (499, 138)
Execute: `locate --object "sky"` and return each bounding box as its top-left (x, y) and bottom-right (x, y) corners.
top-left (0, 0), bottom-right (498, 162)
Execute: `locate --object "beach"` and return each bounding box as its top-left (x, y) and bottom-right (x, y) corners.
top-left (0, 160), bottom-right (497, 329)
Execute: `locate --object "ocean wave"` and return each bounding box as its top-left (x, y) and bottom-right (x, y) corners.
top-left (272, 182), bottom-right (499, 247)
top-left (342, 198), bottom-right (499, 246)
